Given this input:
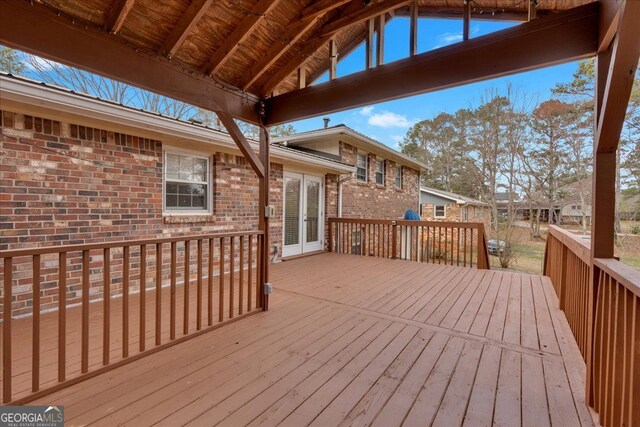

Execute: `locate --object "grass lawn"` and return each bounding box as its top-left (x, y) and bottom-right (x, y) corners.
top-left (489, 221), bottom-right (640, 275)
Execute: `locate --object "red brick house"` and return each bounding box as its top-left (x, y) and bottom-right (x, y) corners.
top-left (0, 74), bottom-right (424, 263)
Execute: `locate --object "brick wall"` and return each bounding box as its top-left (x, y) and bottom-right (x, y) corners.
top-left (0, 110), bottom-right (283, 315)
top-left (338, 142), bottom-right (419, 219)
top-left (421, 202), bottom-right (491, 228)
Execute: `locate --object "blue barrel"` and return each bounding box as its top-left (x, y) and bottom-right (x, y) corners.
top-left (404, 209), bottom-right (420, 220)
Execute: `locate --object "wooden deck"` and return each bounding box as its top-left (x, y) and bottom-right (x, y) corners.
top-left (22, 253), bottom-right (593, 426)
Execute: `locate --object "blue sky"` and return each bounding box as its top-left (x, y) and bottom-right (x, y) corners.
top-left (291, 17), bottom-right (581, 149)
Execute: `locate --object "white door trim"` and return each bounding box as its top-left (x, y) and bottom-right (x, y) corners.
top-left (282, 172), bottom-right (324, 257)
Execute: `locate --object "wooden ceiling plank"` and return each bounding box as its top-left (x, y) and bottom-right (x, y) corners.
top-left (216, 111), bottom-right (265, 178)
top-left (264, 3), bottom-right (599, 125)
top-left (162, 0), bottom-right (214, 57)
top-left (240, 0), bottom-right (351, 91)
top-left (595, 0), bottom-right (640, 153)
top-left (206, 0), bottom-right (280, 76)
top-left (0, 0), bottom-right (261, 124)
top-left (260, 0), bottom-right (409, 96)
top-left (104, 0), bottom-right (136, 33)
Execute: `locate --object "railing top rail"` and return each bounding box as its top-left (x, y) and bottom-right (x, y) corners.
top-left (0, 230), bottom-right (264, 258)
top-left (547, 225), bottom-right (591, 264)
top-left (327, 217), bottom-right (484, 229)
top-left (594, 258), bottom-right (640, 298)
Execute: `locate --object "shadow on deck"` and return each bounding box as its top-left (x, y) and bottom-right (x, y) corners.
top-left (22, 253), bottom-right (592, 426)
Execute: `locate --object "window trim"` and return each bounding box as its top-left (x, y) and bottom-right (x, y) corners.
top-left (434, 205), bottom-right (446, 218)
top-left (375, 159), bottom-right (385, 186)
top-left (395, 164), bottom-right (402, 189)
top-left (163, 148), bottom-right (213, 215)
top-left (356, 152), bottom-right (368, 182)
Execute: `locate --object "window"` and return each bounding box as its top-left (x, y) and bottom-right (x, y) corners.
top-left (462, 206), bottom-right (468, 221)
top-left (164, 151), bottom-right (210, 212)
top-left (375, 160), bottom-right (385, 185)
top-left (434, 205), bottom-right (446, 218)
top-left (395, 165), bottom-right (402, 189)
top-left (356, 153), bottom-right (368, 182)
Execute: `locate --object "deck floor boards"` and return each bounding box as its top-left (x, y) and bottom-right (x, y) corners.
top-left (14, 252), bottom-right (592, 426)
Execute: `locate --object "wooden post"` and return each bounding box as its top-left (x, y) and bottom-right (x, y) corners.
top-left (366, 18), bottom-right (374, 69)
top-left (297, 66), bottom-right (306, 89)
top-left (329, 38), bottom-right (337, 80)
top-left (328, 218), bottom-right (333, 252)
top-left (409, 0), bottom-right (418, 56)
top-left (586, 0), bottom-right (640, 406)
top-left (376, 14), bottom-right (384, 67)
top-left (259, 121), bottom-right (270, 311)
top-left (463, 0), bottom-right (471, 41)
top-left (528, 0), bottom-right (537, 21)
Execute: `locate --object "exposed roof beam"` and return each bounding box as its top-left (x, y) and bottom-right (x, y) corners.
top-left (104, 0), bottom-right (136, 33)
top-left (409, 1), bottom-right (418, 56)
top-left (240, 0), bottom-right (352, 91)
top-left (393, 6), bottom-right (553, 22)
top-left (206, 0), bottom-right (279, 76)
top-left (595, 0), bottom-right (640, 153)
top-left (463, 0), bottom-right (471, 40)
top-left (216, 111), bottom-right (265, 178)
top-left (265, 3), bottom-right (599, 125)
top-left (366, 18), bottom-right (374, 68)
top-left (0, 0), bottom-right (261, 124)
top-left (329, 39), bottom-right (337, 80)
top-left (375, 14), bottom-right (385, 66)
top-left (162, 0), bottom-right (214, 57)
top-left (259, 0), bottom-right (409, 96)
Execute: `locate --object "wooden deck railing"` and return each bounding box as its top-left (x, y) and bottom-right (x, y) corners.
top-left (327, 218), bottom-right (490, 269)
top-left (544, 225), bottom-right (640, 426)
top-left (0, 230), bottom-right (264, 404)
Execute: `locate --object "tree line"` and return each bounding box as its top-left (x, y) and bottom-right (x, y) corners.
top-left (400, 60), bottom-right (640, 242)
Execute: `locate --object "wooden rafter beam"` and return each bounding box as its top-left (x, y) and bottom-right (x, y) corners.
top-left (206, 0), bottom-right (279, 76)
top-left (528, 0), bottom-right (537, 21)
top-left (216, 111), bottom-right (265, 178)
top-left (595, 0), bottom-right (640, 153)
top-left (240, 0), bottom-right (351, 91)
top-left (394, 5), bottom-right (553, 22)
top-left (366, 18), bottom-right (374, 69)
top-left (265, 3), bottom-right (599, 125)
top-left (162, 0), bottom-right (214, 57)
top-left (104, 0), bottom-right (136, 33)
top-left (329, 39), bottom-right (338, 80)
top-left (376, 14), bottom-right (385, 66)
top-left (409, 1), bottom-right (418, 56)
top-left (260, 0), bottom-right (409, 96)
top-left (0, 0), bottom-right (261, 124)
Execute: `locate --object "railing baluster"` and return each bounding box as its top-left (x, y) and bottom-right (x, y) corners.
top-left (155, 243), bottom-right (162, 346)
top-left (170, 242), bottom-right (176, 340)
top-left (123, 245), bottom-right (130, 358)
top-left (183, 240), bottom-right (190, 335)
top-left (81, 250), bottom-right (90, 373)
top-left (208, 238), bottom-right (214, 326)
top-left (248, 235), bottom-right (253, 312)
top-left (219, 237), bottom-right (225, 322)
top-left (229, 236), bottom-right (235, 319)
top-left (3, 257), bottom-right (12, 403)
top-left (239, 236), bottom-right (244, 316)
top-left (463, 228), bottom-right (467, 267)
top-left (58, 252), bottom-right (66, 382)
top-left (140, 244), bottom-right (146, 352)
top-left (103, 248), bottom-right (111, 365)
top-left (197, 239), bottom-right (203, 331)
top-left (32, 254), bottom-right (40, 392)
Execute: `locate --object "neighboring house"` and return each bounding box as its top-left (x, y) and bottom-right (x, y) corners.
top-left (619, 194), bottom-right (640, 221)
top-left (419, 187), bottom-right (490, 227)
top-left (560, 203), bottom-right (592, 225)
top-left (0, 74), bottom-right (424, 264)
top-left (557, 178), bottom-right (592, 226)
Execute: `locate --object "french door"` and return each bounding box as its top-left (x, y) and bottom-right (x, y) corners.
top-left (283, 173), bottom-right (324, 257)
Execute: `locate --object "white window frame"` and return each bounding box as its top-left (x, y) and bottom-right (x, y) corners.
top-left (163, 149), bottom-right (212, 215)
top-left (356, 153), bottom-right (368, 182)
top-left (434, 205), bottom-right (446, 218)
top-left (395, 164), bottom-right (402, 189)
top-left (375, 159), bottom-right (385, 186)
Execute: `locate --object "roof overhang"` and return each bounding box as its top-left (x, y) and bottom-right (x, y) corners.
top-left (420, 187), bottom-right (489, 207)
top-left (0, 75), bottom-right (354, 175)
top-left (273, 126), bottom-right (428, 172)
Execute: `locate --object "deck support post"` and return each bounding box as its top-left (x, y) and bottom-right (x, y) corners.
top-left (586, 0), bottom-right (640, 406)
top-left (258, 118), bottom-right (271, 311)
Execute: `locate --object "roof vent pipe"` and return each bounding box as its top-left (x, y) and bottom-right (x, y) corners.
top-left (323, 117), bottom-right (330, 128)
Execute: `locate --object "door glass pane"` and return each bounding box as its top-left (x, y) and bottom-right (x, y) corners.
top-left (284, 177), bottom-right (300, 246)
top-left (306, 180), bottom-right (320, 243)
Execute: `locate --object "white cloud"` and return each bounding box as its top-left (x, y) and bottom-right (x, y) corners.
top-left (389, 135), bottom-right (404, 149)
top-left (434, 26), bottom-right (479, 48)
top-left (367, 111), bottom-right (412, 128)
top-left (360, 106), bottom-right (374, 116)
